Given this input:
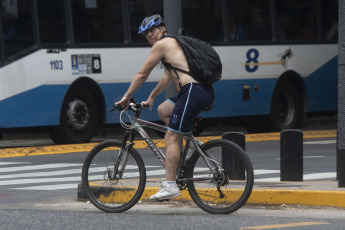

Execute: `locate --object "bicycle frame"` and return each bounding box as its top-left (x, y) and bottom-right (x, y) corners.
top-left (84, 101), bottom-right (253, 214)
top-left (116, 112), bottom-right (220, 182)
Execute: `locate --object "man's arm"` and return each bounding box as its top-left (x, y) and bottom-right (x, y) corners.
top-left (116, 40), bottom-right (166, 108)
top-left (143, 70), bottom-right (172, 110)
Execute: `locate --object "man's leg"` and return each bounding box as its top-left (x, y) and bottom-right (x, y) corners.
top-left (164, 130), bottom-right (183, 181)
top-left (158, 100), bottom-right (183, 180)
top-left (158, 100), bottom-right (174, 125)
top-left (149, 101), bottom-right (182, 200)
top-left (149, 129), bottom-right (182, 200)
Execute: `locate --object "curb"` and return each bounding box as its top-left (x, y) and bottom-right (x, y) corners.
top-left (248, 189), bottom-right (345, 208)
top-left (77, 184), bottom-right (345, 209)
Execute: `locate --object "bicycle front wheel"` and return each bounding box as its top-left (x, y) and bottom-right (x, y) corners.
top-left (82, 140), bottom-right (146, 213)
top-left (186, 139), bottom-right (254, 214)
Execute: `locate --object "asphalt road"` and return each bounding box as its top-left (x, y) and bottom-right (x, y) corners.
top-left (1, 199), bottom-right (345, 230)
top-left (0, 115), bottom-right (342, 230)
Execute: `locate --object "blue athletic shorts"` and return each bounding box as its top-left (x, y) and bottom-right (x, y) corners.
top-left (167, 82), bottom-right (214, 134)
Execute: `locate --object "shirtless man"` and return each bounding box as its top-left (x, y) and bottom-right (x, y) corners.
top-left (115, 14), bottom-right (214, 200)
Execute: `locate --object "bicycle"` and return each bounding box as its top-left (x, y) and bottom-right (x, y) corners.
top-left (81, 98), bottom-right (254, 214)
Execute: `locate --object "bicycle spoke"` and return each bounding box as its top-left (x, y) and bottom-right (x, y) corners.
top-left (187, 139), bottom-right (254, 214)
top-left (82, 141), bottom-right (146, 213)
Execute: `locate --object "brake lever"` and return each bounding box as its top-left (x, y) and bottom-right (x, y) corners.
top-left (111, 104), bottom-right (125, 112)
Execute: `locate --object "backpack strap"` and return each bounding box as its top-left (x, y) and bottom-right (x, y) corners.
top-left (160, 33), bottom-right (195, 79)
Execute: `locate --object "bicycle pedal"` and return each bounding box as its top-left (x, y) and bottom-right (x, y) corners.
top-left (157, 199), bottom-right (169, 202)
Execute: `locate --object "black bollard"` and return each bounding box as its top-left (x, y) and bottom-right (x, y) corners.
top-left (222, 132), bottom-right (245, 180)
top-left (280, 129), bottom-right (303, 181)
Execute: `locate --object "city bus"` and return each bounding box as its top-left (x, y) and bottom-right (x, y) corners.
top-left (0, 0), bottom-right (338, 144)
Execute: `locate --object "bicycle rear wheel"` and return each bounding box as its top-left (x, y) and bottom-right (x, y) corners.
top-left (82, 140), bottom-right (146, 213)
top-left (186, 139), bottom-right (254, 214)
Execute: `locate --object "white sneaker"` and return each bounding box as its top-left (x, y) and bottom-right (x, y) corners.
top-left (149, 182), bottom-right (181, 201)
top-left (186, 138), bottom-right (203, 160)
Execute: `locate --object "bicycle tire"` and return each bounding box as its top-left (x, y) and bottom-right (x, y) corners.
top-left (82, 140), bottom-right (146, 213)
top-left (186, 139), bottom-right (254, 214)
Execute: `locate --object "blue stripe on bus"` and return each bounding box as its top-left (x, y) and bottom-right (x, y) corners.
top-left (0, 82), bottom-right (164, 128)
top-left (0, 85), bottom-right (69, 128)
top-left (304, 56), bottom-right (338, 112)
top-left (203, 78), bottom-right (276, 118)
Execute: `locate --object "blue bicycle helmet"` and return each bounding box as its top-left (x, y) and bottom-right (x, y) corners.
top-left (138, 14), bottom-right (164, 34)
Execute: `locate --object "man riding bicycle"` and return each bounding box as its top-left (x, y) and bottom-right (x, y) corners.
top-left (115, 14), bottom-right (214, 200)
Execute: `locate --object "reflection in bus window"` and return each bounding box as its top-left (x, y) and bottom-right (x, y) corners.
top-left (182, 0), bottom-right (224, 43)
top-left (1, 0), bottom-right (35, 58)
top-left (37, 0), bottom-right (67, 44)
top-left (71, 0), bottom-right (124, 44)
top-left (228, 7), bottom-right (245, 41)
top-left (128, 0), bottom-right (163, 44)
top-left (276, 0), bottom-right (318, 41)
top-left (247, 4), bottom-right (272, 41)
top-left (321, 0), bottom-right (338, 42)
top-left (227, 0), bottom-right (272, 42)
top-left (298, 9), bottom-right (317, 40)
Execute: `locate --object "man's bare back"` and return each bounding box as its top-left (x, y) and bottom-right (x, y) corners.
top-left (156, 37), bottom-right (198, 91)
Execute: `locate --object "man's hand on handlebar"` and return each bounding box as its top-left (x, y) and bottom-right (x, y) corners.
top-left (141, 97), bottom-right (154, 111)
top-left (114, 96), bottom-right (149, 112)
top-left (115, 95), bottom-right (131, 110)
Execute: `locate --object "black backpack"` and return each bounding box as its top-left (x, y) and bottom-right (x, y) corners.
top-left (161, 29), bottom-right (222, 85)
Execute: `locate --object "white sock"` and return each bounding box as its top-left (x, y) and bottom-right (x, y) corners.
top-left (165, 181), bottom-right (176, 188)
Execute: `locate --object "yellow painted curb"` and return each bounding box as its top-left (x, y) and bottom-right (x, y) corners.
top-left (139, 188), bottom-right (345, 208)
top-left (0, 143), bottom-right (98, 158)
top-left (0, 130), bottom-right (337, 158)
top-left (245, 130), bottom-right (337, 142)
top-left (90, 186), bottom-right (345, 209)
top-left (247, 189), bottom-right (345, 208)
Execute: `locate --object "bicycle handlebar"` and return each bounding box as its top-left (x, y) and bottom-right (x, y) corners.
top-left (112, 97), bottom-right (148, 114)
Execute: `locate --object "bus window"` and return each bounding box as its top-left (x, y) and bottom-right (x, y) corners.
top-left (276, 0), bottom-right (318, 41)
top-left (1, 0), bottom-right (35, 58)
top-left (227, 0), bottom-right (272, 42)
top-left (182, 0), bottom-right (224, 43)
top-left (227, 5), bottom-right (245, 41)
top-left (128, 0), bottom-right (163, 44)
top-left (37, 0), bottom-right (67, 45)
top-left (71, 0), bottom-right (124, 44)
top-left (321, 0), bottom-right (338, 42)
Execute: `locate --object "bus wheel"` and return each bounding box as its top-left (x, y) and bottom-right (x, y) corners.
top-left (49, 86), bottom-right (99, 144)
top-left (269, 81), bottom-right (303, 131)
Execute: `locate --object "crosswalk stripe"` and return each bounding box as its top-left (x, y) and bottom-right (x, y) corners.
top-left (0, 168), bottom-right (82, 179)
top-left (255, 172), bottom-right (336, 182)
top-left (304, 140), bottom-right (336, 144)
top-left (303, 172), bottom-right (336, 180)
top-left (13, 184), bottom-right (78, 191)
top-left (0, 163), bottom-right (82, 173)
top-left (254, 169), bottom-right (280, 175)
top-left (0, 162), bottom-right (30, 166)
top-left (0, 176), bottom-right (81, 186)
